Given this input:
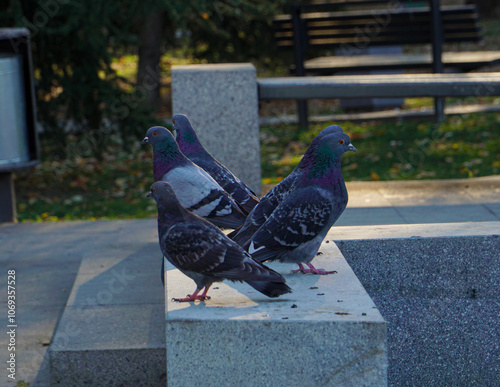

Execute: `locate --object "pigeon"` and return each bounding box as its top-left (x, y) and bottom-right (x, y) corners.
top-left (243, 130), bottom-right (356, 274)
top-left (142, 126), bottom-right (246, 229)
top-left (148, 181), bottom-right (292, 302)
top-left (229, 125), bottom-right (344, 246)
top-left (172, 114), bottom-right (260, 212)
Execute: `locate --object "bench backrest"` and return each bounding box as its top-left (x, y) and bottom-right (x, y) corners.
top-left (273, 4), bottom-right (482, 53)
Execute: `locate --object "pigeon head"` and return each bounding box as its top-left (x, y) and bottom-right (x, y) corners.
top-left (299, 125), bottom-right (348, 169)
top-left (142, 126), bottom-right (189, 180)
top-left (304, 131), bottom-right (356, 180)
top-left (317, 124), bottom-right (344, 139)
top-left (172, 114), bottom-right (205, 155)
top-left (142, 126), bottom-right (174, 149)
top-left (319, 131), bottom-right (356, 156)
top-left (147, 181), bottom-right (186, 220)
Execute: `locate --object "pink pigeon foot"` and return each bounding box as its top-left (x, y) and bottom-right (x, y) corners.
top-left (292, 263), bottom-right (337, 275)
top-left (172, 286), bottom-right (212, 302)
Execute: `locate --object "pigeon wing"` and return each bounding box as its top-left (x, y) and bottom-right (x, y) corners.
top-left (247, 188), bottom-right (332, 261)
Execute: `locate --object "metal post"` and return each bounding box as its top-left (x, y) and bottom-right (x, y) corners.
top-left (0, 172), bottom-right (16, 222)
top-left (291, 5), bottom-right (309, 129)
top-left (430, 0), bottom-right (445, 121)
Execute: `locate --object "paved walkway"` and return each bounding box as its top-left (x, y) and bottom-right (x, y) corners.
top-left (0, 175), bottom-right (499, 386)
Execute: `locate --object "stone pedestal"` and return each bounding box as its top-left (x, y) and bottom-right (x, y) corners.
top-left (172, 63), bottom-right (261, 194)
top-left (165, 243), bottom-right (387, 386)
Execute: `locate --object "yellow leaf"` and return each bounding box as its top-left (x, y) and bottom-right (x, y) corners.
top-left (370, 172), bottom-right (380, 181)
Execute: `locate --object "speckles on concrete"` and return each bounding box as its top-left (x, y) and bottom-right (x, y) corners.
top-left (334, 227), bottom-right (500, 386)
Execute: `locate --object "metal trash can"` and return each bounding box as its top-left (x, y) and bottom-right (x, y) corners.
top-left (0, 28), bottom-right (39, 222)
top-left (0, 54), bottom-right (30, 166)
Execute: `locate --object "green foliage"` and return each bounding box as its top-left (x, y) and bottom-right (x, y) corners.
top-left (179, 0), bottom-right (291, 67)
top-left (261, 112), bottom-right (500, 183)
top-left (2, 0), bottom-right (158, 157)
top-left (1, 0), bottom-right (292, 158)
top-left (15, 134), bottom-right (157, 222)
top-left (15, 112), bottom-right (500, 222)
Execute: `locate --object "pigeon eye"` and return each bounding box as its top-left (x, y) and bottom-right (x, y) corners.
top-left (172, 120), bottom-right (176, 124)
top-left (152, 188), bottom-right (157, 193)
top-left (338, 139), bottom-right (344, 144)
top-left (153, 131), bottom-right (158, 136)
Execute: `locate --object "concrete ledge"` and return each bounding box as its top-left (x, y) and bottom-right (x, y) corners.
top-left (48, 220), bottom-right (166, 386)
top-left (165, 243), bottom-right (387, 386)
top-left (330, 222), bottom-right (500, 386)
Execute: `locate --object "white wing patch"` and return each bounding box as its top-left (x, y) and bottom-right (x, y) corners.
top-left (247, 240), bottom-right (266, 255)
top-left (273, 235), bottom-right (300, 247)
top-left (162, 165), bottom-right (222, 209)
top-left (194, 196), bottom-right (222, 217)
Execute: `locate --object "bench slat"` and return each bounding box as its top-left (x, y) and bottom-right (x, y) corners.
top-left (273, 5), bottom-right (481, 48)
top-left (299, 51), bottom-right (500, 74)
top-left (258, 73), bottom-right (500, 99)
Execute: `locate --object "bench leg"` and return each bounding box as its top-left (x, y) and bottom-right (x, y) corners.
top-left (297, 99), bottom-right (308, 129)
top-left (434, 97), bottom-right (445, 122)
top-left (0, 172), bottom-right (17, 223)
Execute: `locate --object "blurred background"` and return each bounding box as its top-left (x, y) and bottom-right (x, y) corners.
top-left (1, 0), bottom-right (499, 222)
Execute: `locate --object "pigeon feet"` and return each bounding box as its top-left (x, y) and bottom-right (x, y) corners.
top-left (172, 294), bottom-right (211, 302)
top-left (292, 263), bottom-right (337, 275)
top-left (172, 286), bottom-right (212, 302)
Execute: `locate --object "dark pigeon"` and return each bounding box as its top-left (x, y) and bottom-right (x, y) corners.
top-left (172, 114), bottom-right (260, 212)
top-left (148, 181), bottom-right (292, 302)
top-left (229, 125), bottom-right (344, 246)
top-left (142, 126), bottom-right (246, 229)
top-left (243, 131), bottom-right (356, 275)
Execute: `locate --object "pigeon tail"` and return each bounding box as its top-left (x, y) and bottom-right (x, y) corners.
top-left (245, 280), bottom-right (292, 298)
top-left (228, 225), bottom-right (257, 246)
top-left (226, 226), bottom-right (241, 239)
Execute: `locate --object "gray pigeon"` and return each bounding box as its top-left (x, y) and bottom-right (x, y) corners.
top-left (229, 124), bottom-right (344, 246)
top-left (172, 114), bottom-right (260, 212)
top-left (148, 181), bottom-right (292, 302)
top-left (142, 126), bottom-right (246, 229)
top-left (243, 131), bottom-right (356, 274)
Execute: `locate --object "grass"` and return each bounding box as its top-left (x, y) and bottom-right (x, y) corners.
top-left (13, 112), bottom-right (500, 222)
top-left (13, 14), bottom-right (500, 222)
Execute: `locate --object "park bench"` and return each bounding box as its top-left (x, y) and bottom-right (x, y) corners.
top-left (271, 0), bottom-right (500, 126)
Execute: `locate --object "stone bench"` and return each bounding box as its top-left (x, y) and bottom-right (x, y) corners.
top-left (165, 242), bottom-right (387, 386)
top-left (47, 219), bottom-right (499, 385)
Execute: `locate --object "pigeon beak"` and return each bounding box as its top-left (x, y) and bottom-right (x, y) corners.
top-left (146, 191), bottom-right (152, 198)
top-left (348, 143), bottom-right (357, 152)
top-left (141, 137), bottom-right (149, 145)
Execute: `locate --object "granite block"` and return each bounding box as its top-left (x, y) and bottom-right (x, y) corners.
top-left (172, 63), bottom-right (261, 193)
top-left (48, 222), bottom-right (165, 386)
top-left (165, 243), bottom-right (387, 387)
top-left (332, 223), bottom-right (500, 386)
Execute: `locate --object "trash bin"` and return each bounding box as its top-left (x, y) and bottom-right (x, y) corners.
top-left (0, 28), bottom-right (38, 222)
top-left (0, 54), bottom-right (30, 166)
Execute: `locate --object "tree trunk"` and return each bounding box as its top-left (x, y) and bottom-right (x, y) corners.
top-left (137, 11), bottom-right (164, 111)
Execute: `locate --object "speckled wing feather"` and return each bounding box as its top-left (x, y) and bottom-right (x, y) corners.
top-left (229, 173), bottom-right (300, 245)
top-left (246, 187), bottom-right (334, 262)
top-left (162, 222), bottom-right (284, 282)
